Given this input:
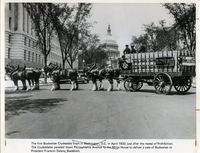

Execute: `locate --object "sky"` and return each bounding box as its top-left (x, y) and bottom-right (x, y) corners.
top-left (88, 3), bottom-right (174, 54)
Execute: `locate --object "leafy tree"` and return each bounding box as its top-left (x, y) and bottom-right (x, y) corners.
top-left (78, 34), bottom-right (108, 66)
top-left (132, 20), bottom-right (177, 52)
top-left (131, 34), bottom-right (148, 51)
top-left (162, 3), bottom-right (196, 51)
top-left (24, 3), bottom-right (66, 83)
top-left (53, 3), bottom-right (93, 68)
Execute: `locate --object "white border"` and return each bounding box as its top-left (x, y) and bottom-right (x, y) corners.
top-left (1, 1), bottom-right (199, 153)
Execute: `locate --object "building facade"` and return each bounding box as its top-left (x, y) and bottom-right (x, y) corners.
top-left (5, 3), bottom-right (62, 68)
top-left (101, 25), bottom-right (120, 67)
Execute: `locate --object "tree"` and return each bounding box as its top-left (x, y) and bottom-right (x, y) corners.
top-left (162, 3), bottom-right (196, 51)
top-left (78, 34), bottom-right (108, 66)
top-left (132, 20), bottom-right (177, 52)
top-left (53, 3), bottom-right (93, 68)
top-left (153, 20), bottom-right (177, 51)
top-left (131, 34), bottom-right (148, 51)
top-left (24, 3), bottom-right (66, 83)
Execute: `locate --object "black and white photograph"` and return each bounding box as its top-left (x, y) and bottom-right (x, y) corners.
top-left (1, 1), bottom-right (199, 153)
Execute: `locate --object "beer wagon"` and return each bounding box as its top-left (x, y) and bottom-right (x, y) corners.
top-left (119, 49), bottom-right (196, 94)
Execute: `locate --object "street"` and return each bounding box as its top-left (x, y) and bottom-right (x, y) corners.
top-left (4, 79), bottom-right (196, 139)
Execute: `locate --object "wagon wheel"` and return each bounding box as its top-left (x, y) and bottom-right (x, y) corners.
top-left (136, 81), bottom-right (143, 91)
top-left (173, 77), bottom-right (191, 93)
top-left (124, 77), bottom-right (138, 92)
top-left (153, 73), bottom-right (172, 95)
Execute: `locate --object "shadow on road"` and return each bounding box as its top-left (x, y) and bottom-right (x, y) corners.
top-left (134, 89), bottom-right (196, 95)
top-left (6, 131), bottom-right (21, 136)
top-left (5, 98), bottom-right (67, 120)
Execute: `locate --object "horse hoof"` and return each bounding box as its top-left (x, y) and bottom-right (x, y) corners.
top-left (107, 88), bottom-right (113, 92)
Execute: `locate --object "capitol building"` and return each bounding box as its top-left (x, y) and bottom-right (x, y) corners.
top-left (101, 25), bottom-right (120, 67)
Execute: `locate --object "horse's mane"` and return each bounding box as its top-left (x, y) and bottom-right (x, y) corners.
top-left (99, 63), bottom-right (104, 69)
top-left (10, 65), bottom-right (20, 74)
top-left (20, 65), bottom-right (26, 71)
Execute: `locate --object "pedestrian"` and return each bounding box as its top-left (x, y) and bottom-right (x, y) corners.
top-left (123, 45), bottom-right (131, 54)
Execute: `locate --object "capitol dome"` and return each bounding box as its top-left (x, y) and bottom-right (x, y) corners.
top-left (101, 25), bottom-right (119, 50)
top-left (101, 25), bottom-right (120, 67)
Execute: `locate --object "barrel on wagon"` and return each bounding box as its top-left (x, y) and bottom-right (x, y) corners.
top-left (119, 49), bottom-right (195, 94)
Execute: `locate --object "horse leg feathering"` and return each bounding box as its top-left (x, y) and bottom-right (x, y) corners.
top-left (13, 80), bottom-right (19, 91)
top-left (70, 81), bottom-right (75, 91)
top-left (14, 85), bottom-right (19, 91)
top-left (92, 82), bottom-right (97, 91)
top-left (99, 80), bottom-right (104, 90)
top-left (27, 79), bottom-right (32, 91)
top-left (107, 79), bottom-right (113, 92)
top-left (21, 80), bottom-right (27, 90)
top-left (91, 78), bottom-right (97, 91)
top-left (116, 80), bottom-right (121, 91)
top-left (51, 83), bottom-right (59, 91)
top-left (107, 83), bottom-right (113, 92)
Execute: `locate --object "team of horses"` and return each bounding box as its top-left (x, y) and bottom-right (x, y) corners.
top-left (5, 65), bottom-right (42, 91)
top-left (5, 62), bottom-right (122, 92)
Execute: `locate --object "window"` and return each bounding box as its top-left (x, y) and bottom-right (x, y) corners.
top-left (9, 3), bottom-right (11, 10)
top-left (8, 35), bottom-right (11, 43)
top-left (8, 48), bottom-right (11, 59)
top-left (23, 6), bottom-right (25, 31)
top-left (29, 39), bottom-right (31, 47)
top-left (32, 53), bottom-right (34, 62)
top-left (39, 54), bottom-right (41, 64)
top-left (35, 54), bottom-right (37, 63)
top-left (28, 51), bottom-right (30, 61)
top-left (24, 37), bottom-right (27, 45)
top-left (27, 15), bottom-right (30, 34)
top-left (24, 50), bottom-right (26, 60)
top-left (36, 43), bottom-right (39, 50)
top-left (33, 41), bottom-right (35, 49)
top-left (9, 17), bottom-right (11, 29)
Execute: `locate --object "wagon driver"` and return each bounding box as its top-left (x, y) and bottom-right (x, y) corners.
top-left (130, 45), bottom-right (136, 53)
top-left (123, 45), bottom-right (131, 54)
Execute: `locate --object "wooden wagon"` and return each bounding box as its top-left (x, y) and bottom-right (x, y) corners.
top-left (119, 49), bottom-right (196, 94)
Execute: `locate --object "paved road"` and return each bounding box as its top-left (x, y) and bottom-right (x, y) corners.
top-left (4, 79), bottom-right (196, 139)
